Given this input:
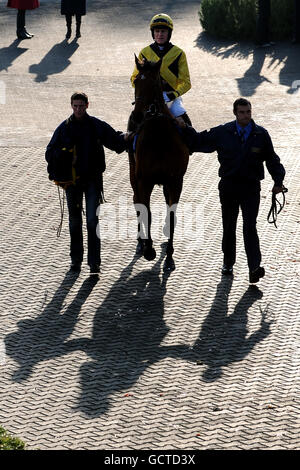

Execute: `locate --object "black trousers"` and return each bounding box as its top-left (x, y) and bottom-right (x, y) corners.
top-left (17, 9), bottom-right (26, 33)
top-left (219, 179), bottom-right (261, 271)
top-left (66, 180), bottom-right (101, 266)
top-left (256, 0), bottom-right (271, 44)
top-left (65, 14), bottom-right (81, 27)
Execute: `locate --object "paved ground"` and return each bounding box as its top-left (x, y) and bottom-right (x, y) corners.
top-left (0, 0), bottom-right (300, 450)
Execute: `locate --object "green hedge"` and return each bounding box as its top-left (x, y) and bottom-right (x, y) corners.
top-left (199, 0), bottom-right (294, 40)
top-left (0, 426), bottom-right (25, 450)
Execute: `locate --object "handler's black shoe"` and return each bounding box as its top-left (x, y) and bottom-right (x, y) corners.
top-left (222, 264), bottom-right (233, 275)
top-left (249, 266), bottom-right (265, 283)
top-left (89, 264), bottom-right (100, 275)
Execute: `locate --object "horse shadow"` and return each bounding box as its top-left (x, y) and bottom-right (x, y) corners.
top-left (195, 32), bottom-right (300, 96)
top-left (4, 270), bottom-right (98, 383)
top-left (5, 248), bottom-right (273, 417)
top-left (67, 244), bottom-right (193, 417)
top-left (28, 38), bottom-right (79, 82)
top-left (193, 276), bottom-right (273, 382)
top-left (0, 40), bottom-right (28, 72)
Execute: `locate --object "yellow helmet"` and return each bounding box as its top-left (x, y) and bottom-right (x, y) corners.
top-left (150, 13), bottom-right (174, 31)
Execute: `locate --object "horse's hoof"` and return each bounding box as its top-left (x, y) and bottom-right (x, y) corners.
top-left (136, 240), bottom-right (144, 255)
top-left (163, 257), bottom-right (175, 272)
top-left (144, 247), bottom-right (156, 261)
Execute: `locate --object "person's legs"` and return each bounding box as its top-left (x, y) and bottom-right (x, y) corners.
top-left (17, 10), bottom-right (33, 39)
top-left (65, 14), bottom-right (72, 39)
top-left (66, 185), bottom-right (84, 267)
top-left (240, 186), bottom-right (262, 272)
top-left (17, 9), bottom-right (25, 35)
top-left (76, 14), bottom-right (82, 38)
top-left (219, 184), bottom-right (240, 270)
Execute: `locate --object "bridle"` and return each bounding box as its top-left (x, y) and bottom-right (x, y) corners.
top-left (267, 185), bottom-right (288, 228)
top-left (132, 73), bottom-right (165, 121)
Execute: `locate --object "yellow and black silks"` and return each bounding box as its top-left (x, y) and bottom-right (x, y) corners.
top-left (131, 44), bottom-right (191, 99)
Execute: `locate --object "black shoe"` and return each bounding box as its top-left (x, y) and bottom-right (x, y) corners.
top-left (66, 28), bottom-right (71, 39)
top-left (222, 264), bottom-right (233, 275)
top-left (17, 29), bottom-right (32, 40)
top-left (24, 28), bottom-right (34, 38)
top-left (249, 266), bottom-right (265, 283)
top-left (70, 262), bottom-right (81, 272)
top-left (89, 264), bottom-right (100, 275)
top-left (76, 27), bottom-right (81, 38)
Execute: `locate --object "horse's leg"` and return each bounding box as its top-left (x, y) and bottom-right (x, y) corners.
top-left (163, 179), bottom-right (183, 271)
top-left (162, 185), bottom-right (170, 238)
top-left (137, 180), bottom-right (156, 261)
top-left (127, 113), bottom-right (144, 254)
top-left (163, 185), bottom-right (178, 238)
top-left (129, 151), bottom-right (144, 254)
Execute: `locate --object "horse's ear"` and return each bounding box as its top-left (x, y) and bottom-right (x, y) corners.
top-left (135, 54), bottom-right (144, 70)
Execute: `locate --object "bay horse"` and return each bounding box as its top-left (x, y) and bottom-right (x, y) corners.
top-left (128, 56), bottom-right (189, 271)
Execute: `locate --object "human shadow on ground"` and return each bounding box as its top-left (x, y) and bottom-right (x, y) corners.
top-left (0, 40), bottom-right (28, 72)
top-left (5, 250), bottom-right (273, 416)
top-left (5, 270), bottom-right (98, 382)
top-left (195, 32), bottom-right (300, 96)
top-left (28, 38), bottom-right (79, 82)
top-left (193, 276), bottom-right (273, 382)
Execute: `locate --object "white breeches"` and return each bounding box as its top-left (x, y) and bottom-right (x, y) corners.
top-left (163, 92), bottom-right (186, 117)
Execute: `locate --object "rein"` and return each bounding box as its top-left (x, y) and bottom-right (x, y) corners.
top-left (56, 186), bottom-right (65, 238)
top-left (267, 186), bottom-right (288, 228)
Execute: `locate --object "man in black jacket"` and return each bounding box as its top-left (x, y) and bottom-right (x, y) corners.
top-left (46, 92), bottom-right (130, 274)
top-left (184, 98), bottom-right (286, 283)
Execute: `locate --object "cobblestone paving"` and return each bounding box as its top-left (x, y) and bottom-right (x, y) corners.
top-left (0, 0), bottom-right (299, 450)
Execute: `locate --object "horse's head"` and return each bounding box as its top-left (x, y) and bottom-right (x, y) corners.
top-left (132, 55), bottom-right (164, 124)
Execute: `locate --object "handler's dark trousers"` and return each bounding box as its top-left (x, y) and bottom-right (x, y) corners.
top-left (66, 180), bottom-right (101, 267)
top-left (219, 179), bottom-right (261, 271)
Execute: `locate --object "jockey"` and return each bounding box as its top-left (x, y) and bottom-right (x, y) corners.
top-left (130, 13), bottom-right (192, 126)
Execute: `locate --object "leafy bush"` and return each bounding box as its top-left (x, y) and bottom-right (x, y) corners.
top-left (0, 426), bottom-right (26, 450)
top-left (199, 0), bottom-right (294, 40)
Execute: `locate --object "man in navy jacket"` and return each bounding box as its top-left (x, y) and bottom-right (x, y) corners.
top-left (184, 98), bottom-right (286, 283)
top-left (46, 92), bottom-right (130, 275)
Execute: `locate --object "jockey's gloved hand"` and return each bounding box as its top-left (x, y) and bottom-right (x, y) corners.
top-left (165, 91), bottom-right (177, 101)
top-left (123, 132), bottom-right (134, 142)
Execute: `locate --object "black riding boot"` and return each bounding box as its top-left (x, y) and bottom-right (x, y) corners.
top-left (180, 112), bottom-right (192, 126)
top-left (178, 113), bottom-right (193, 154)
top-left (17, 10), bottom-right (33, 39)
top-left (76, 15), bottom-right (81, 38)
top-left (65, 14), bottom-right (72, 39)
